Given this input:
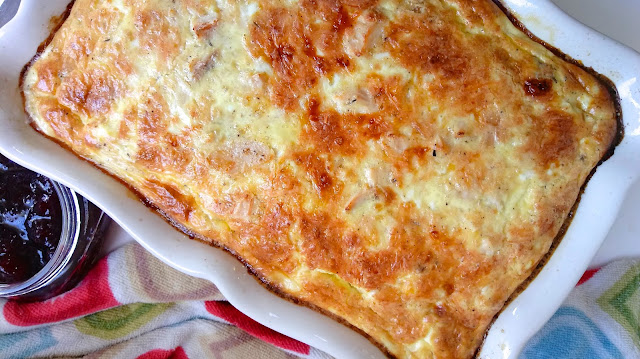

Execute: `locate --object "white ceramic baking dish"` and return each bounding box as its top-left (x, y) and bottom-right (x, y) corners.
top-left (1, 0), bottom-right (639, 358)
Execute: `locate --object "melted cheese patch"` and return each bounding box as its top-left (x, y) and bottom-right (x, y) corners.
top-left (23, 0), bottom-right (618, 357)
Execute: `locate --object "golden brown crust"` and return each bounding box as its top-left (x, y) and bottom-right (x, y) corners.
top-left (21, 0), bottom-right (621, 358)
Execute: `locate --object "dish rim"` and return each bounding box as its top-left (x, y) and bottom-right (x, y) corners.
top-left (1, 0), bottom-right (639, 358)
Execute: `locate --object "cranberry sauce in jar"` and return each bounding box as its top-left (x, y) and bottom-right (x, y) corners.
top-left (0, 155), bottom-right (63, 284)
top-left (0, 154), bottom-right (110, 301)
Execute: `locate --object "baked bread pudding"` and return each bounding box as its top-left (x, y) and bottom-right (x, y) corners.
top-left (21, 0), bottom-right (620, 357)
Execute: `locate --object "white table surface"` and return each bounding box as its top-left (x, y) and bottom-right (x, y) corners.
top-left (100, 1), bottom-right (640, 266)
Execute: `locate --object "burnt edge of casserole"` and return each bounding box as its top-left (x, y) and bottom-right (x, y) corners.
top-left (18, 1), bottom-right (624, 358)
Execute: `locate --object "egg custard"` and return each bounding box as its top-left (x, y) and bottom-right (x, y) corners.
top-left (21, 0), bottom-right (620, 357)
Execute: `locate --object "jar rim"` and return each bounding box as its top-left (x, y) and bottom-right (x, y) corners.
top-left (0, 180), bottom-right (80, 297)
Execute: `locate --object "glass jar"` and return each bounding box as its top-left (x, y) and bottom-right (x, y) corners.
top-left (0, 155), bottom-right (110, 301)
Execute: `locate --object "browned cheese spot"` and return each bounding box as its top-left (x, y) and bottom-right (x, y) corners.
top-left (527, 109), bottom-right (576, 167)
top-left (143, 179), bottom-right (196, 222)
top-left (524, 78), bottom-right (552, 97)
top-left (247, 0), bottom-right (375, 110)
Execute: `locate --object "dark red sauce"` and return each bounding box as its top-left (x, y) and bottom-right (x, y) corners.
top-left (0, 155), bottom-right (63, 284)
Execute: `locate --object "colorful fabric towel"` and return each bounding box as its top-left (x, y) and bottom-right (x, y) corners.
top-left (0, 243), bottom-right (330, 359)
top-left (0, 242), bottom-right (638, 359)
top-left (521, 259), bottom-right (640, 359)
